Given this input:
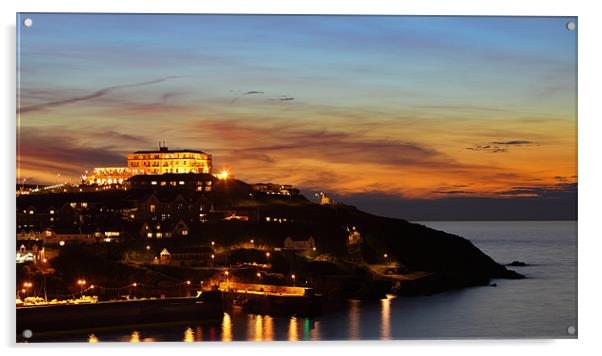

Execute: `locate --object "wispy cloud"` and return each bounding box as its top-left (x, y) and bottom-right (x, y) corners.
top-left (466, 139), bottom-right (537, 153)
top-left (17, 126), bottom-right (149, 183)
top-left (229, 90), bottom-right (265, 104)
top-left (494, 182), bottom-right (577, 198)
top-left (491, 140), bottom-right (535, 145)
top-left (18, 76), bottom-right (181, 114)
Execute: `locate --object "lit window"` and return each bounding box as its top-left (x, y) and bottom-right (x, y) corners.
top-left (147, 233), bottom-right (153, 238)
top-left (29, 210), bottom-right (34, 215)
top-left (150, 205), bottom-right (156, 213)
top-left (151, 181), bottom-right (157, 185)
top-left (160, 181), bottom-right (167, 186)
top-left (179, 181), bottom-right (185, 185)
top-left (182, 230), bottom-right (189, 236)
top-left (156, 233), bottom-right (163, 238)
top-left (81, 202), bottom-right (87, 208)
top-left (49, 210), bottom-right (55, 215)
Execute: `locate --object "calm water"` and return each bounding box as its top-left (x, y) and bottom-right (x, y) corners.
top-left (30, 221), bottom-right (577, 342)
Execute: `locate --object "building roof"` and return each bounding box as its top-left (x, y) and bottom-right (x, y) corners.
top-left (285, 235), bottom-right (315, 242)
top-left (165, 246), bottom-right (214, 254)
top-left (132, 149), bottom-right (207, 155)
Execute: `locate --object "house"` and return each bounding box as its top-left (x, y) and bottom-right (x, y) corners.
top-left (41, 227), bottom-right (97, 245)
top-left (283, 236), bottom-right (316, 251)
top-left (16, 242), bottom-right (46, 264)
top-left (140, 219), bottom-right (190, 239)
top-left (16, 229), bottom-right (39, 241)
top-left (158, 246), bottom-right (214, 267)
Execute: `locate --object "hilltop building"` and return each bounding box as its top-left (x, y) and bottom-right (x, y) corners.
top-left (83, 144), bottom-right (213, 186)
top-left (84, 167), bottom-right (131, 186)
top-left (127, 146), bottom-right (212, 175)
top-left (319, 192), bottom-right (334, 205)
top-left (252, 183), bottom-right (299, 197)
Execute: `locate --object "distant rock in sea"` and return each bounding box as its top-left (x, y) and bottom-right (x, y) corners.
top-left (507, 261), bottom-right (529, 267)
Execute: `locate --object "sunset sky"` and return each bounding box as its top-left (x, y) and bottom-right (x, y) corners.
top-left (16, 14), bottom-right (577, 219)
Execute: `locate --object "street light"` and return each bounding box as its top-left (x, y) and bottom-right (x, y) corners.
top-left (146, 245), bottom-right (151, 251)
top-left (77, 279), bottom-right (86, 294)
top-left (211, 241), bottom-right (215, 247)
top-left (250, 239), bottom-right (254, 244)
top-left (186, 280), bottom-right (191, 285)
top-left (291, 274), bottom-right (296, 286)
top-left (22, 282), bottom-right (33, 297)
top-left (225, 271), bottom-right (229, 282)
top-left (266, 252), bottom-right (270, 259)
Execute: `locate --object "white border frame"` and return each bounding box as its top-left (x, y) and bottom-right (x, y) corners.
top-left (2, 1), bottom-right (600, 355)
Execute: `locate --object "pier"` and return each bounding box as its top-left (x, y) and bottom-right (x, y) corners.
top-left (219, 282), bottom-right (322, 316)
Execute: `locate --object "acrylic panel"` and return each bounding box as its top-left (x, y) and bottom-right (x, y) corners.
top-left (16, 13), bottom-right (577, 342)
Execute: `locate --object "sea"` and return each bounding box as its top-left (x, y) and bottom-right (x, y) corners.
top-left (28, 221), bottom-right (577, 342)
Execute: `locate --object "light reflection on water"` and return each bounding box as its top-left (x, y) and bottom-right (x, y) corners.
top-left (65, 301), bottom-right (390, 342)
top-left (254, 315), bottom-right (263, 341)
top-left (288, 317), bottom-right (298, 341)
top-left (380, 295), bottom-right (395, 340)
top-left (348, 300), bottom-right (361, 340)
top-left (130, 331), bottom-right (140, 342)
top-left (264, 315), bottom-right (274, 341)
top-left (222, 312), bottom-right (232, 341)
top-left (183, 327), bottom-right (194, 342)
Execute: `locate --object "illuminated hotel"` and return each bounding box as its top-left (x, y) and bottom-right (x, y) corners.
top-left (127, 146), bottom-right (212, 175)
top-left (84, 145), bottom-right (213, 186)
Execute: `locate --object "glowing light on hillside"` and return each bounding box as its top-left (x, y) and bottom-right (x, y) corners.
top-left (216, 169), bottom-right (230, 180)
